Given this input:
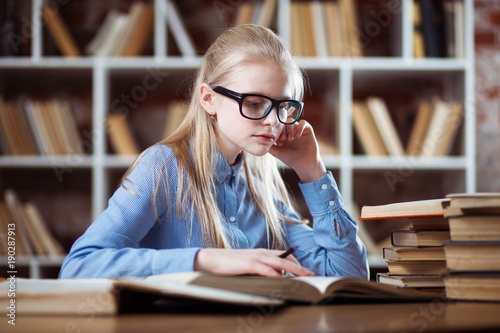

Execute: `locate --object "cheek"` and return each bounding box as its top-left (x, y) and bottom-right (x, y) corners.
top-left (217, 99), bottom-right (239, 121)
top-left (216, 108), bottom-right (248, 135)
top-left (217, 107), bottom-right (241, 127)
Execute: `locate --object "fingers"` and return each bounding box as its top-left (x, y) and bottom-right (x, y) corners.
top-left (259, 251), bottom-right (315, 277)
top-left (248, 249), bottom-right (315, 276)
top-left (242, 249), bottom-right (311, 277)
top-left (285, 120), bottom-right (308, 140)
top-left (276, 120), bottom-right (308, 146)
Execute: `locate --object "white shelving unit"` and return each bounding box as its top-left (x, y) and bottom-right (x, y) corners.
top-left (0, 0), bottom-right (475, 277)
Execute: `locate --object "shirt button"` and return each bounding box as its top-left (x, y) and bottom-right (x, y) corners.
top-left (321, 184), bottom-right (328, 190)
top-left (329, 201), bottom-right (335, 206)
top-left (229, 216), bottom-right (236, 222)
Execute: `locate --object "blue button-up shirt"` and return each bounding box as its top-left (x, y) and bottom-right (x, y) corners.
top-left (59, 145), bottom-right (368, 279)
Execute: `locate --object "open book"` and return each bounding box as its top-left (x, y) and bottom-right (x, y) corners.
top-left (144, 272), bottom-right (437, 304)
top-left (0, 273), bottom-right (437, 315)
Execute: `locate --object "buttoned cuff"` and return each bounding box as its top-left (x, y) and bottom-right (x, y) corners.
top-left (298, 171), bottom-right (343, 215)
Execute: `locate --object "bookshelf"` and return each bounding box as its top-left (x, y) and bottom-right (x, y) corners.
top-left (0, 0), bottom-right (475, 278)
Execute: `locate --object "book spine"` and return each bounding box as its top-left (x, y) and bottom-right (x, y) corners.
top-left (42, 6), bottom-right (80, 57)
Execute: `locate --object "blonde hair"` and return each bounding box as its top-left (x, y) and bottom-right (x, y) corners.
top-left (123, 24), bottom-right (306, 249)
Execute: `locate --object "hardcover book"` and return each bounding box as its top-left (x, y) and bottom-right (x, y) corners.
top-left (386, 260), bottom-right (447, 275)
top-left (360, 198), bottom-right (450, 220)
top-left (376, 273), bottom-right (444, 289)
top-left (444, 272), bottom-right (500, 301)
top-left (390, 229), bottom-right (450, 247)
top-left (444, 241), bottom-right (500, 271)
top-left (383, 246), bottom-right (445, 261)
top-left (448, 215), bottom-right (500, 241)
top-left (445, 193), bottom-right (500, 216)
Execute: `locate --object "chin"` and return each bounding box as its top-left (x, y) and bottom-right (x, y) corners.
top-left (244, 148), bottom-right (270, 157)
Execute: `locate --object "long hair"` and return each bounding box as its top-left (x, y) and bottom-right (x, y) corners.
top-left (122, 24), bottom-right (306, 249)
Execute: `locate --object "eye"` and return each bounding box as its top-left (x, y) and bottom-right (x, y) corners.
top-left (244, 97), bottom-right (267, 109)
top-left (247, 101), bottom-right (262, 108)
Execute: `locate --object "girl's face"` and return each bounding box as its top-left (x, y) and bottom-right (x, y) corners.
top-left (210, 62), bottom-right (293, 165)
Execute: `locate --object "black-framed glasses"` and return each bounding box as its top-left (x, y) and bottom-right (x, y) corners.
top-left (212, 86), bottom-right (303, 124)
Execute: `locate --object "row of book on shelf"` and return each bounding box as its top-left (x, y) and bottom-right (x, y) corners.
top-left (0, 97), bottom-right (83, 156)
top-left (0, 96), bottom-right (189, 156)
top-left (42, 0), bottom-right (466, 59)
top-left (0, 189), bottom-right (65, 257)
top-left (43, 0), bottom-right (277, 58)
top-left (352, 96), bottom-right (463, 157)
top-left (45, 0), bottom-right (350, 59)
top-left (43, 1), bottom-right (183, 57)
top-left (221, 0), bottom-right (467, 60)
top-left (290, 0), bottom-right (360, 57)
top-left (360, 192), bottom-right (500, 302)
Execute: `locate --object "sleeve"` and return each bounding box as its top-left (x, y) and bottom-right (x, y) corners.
top-left (284, 171), bottom-right (369, 279)
top-left (58, 145), bottom-right (201, 279)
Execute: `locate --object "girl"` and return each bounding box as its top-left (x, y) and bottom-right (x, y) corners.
top-left (59, 24), bottom-right (368, 279)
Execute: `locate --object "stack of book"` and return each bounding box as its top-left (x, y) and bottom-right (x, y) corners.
top-left (361, 198), bottom-right (451, 292)
top-left (442, 193), bottom-right (500, 301)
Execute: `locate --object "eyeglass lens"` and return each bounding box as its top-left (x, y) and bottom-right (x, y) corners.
top-left (242, 96), bottom-right (301, 123)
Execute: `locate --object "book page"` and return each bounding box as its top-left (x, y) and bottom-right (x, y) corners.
top-left (120, 278), bottom-right (284, 306)
top-left (146, 271), bottom-right (204, 284)
top-left (148, 273), bottom-right (322, 303)
top-left (292, 276), bottom-right (344, 295)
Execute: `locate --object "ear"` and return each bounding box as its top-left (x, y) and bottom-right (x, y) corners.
top-left (199, 83), bottom-right (217, 116)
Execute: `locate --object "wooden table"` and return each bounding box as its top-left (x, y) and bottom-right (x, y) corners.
top-left (5, 301), bottom-right (500, 333)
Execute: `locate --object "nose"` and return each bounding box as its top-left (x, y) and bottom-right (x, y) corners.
top-left (261, 105), bottom-right (280, 127)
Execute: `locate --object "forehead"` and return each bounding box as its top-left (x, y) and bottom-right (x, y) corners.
top-left (225, 62), bottom-right (292, 98)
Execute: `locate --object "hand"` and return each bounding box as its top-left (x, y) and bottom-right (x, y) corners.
top-left (269, 119), bottom-right (327, 183)
top-left (194, 248), bottom-right (315, 277)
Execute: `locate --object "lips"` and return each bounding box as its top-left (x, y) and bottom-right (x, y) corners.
top-left (254, 134), bottom-right (276, 142)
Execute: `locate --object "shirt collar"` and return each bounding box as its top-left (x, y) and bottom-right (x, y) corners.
top-left (214, 152), bottom-right (243, 184)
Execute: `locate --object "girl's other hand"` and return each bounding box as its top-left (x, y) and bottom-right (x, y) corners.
top-left (269, 120), bottom-right (326, 183)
